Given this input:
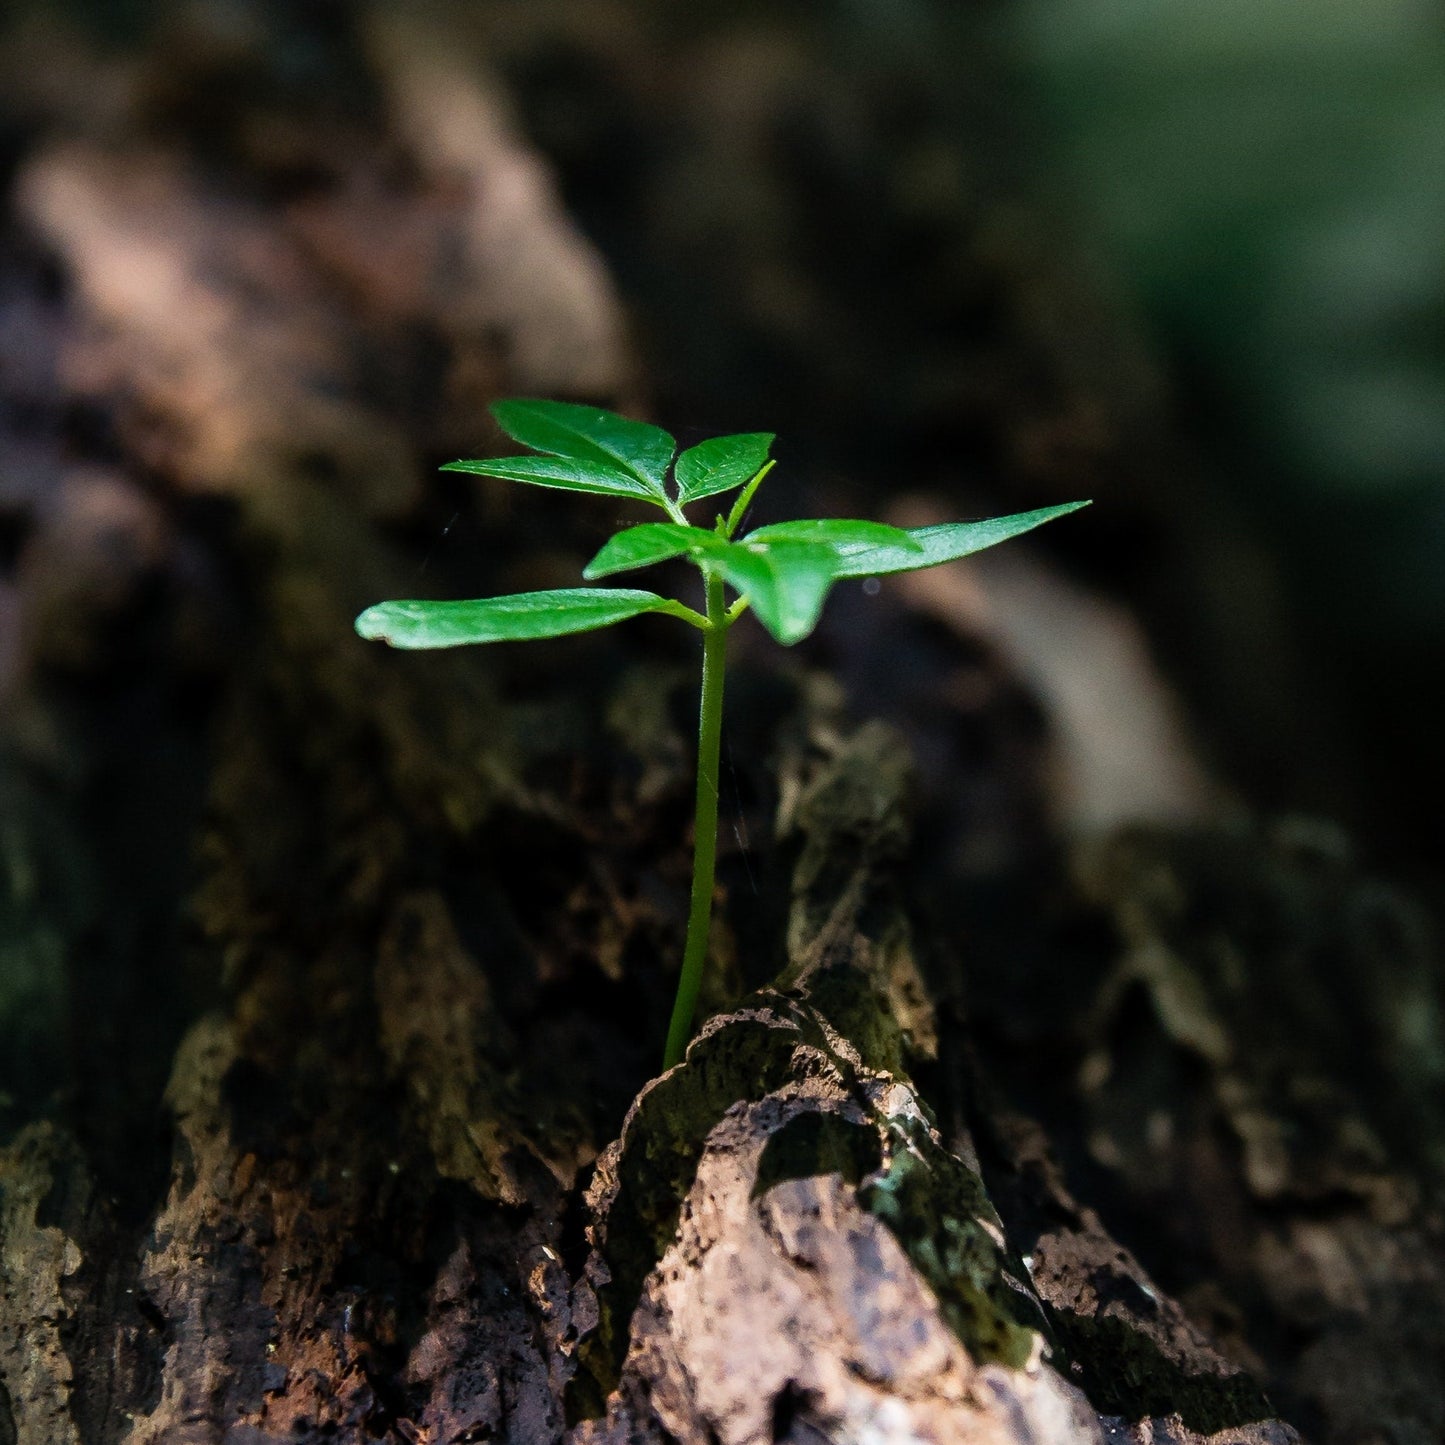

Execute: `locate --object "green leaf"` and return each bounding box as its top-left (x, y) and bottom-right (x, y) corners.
top-left (440, 454), bottom-right (660, 503)
top-left (583, 523), bottom-right (717, 578)
top-left (490, 399), bottom-right (675, 498)
top-left (744, 519), bottom-right (924, 553)
top-left (723, 461), bottom-right (775, 537)
top-left (355, 588), bottom-right (686, 649)
top-left (585, 522), bottom-right (849, 642)
top-left (826, 502), bottom-right (1091, 578)
top-left (713, 539), bottom-right (840, 645)
top-left (674, 433), bottom-right (774, 505)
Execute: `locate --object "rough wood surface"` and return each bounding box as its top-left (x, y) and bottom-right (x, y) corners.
top-left (1, 8), bottom-right (1440, 1445)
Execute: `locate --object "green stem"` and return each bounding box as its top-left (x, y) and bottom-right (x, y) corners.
top-left (663, 567), bottom-right (728, 1069)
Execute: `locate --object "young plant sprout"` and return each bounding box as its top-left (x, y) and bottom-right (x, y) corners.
top-left (356, 400), bottom-right (1088, 1069)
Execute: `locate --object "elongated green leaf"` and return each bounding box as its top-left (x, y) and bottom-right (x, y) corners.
top-left (583, 523), bottom-right (717, 578)
top-left (440, 454), bottom-right (659, 502)
top-left (490, 399), bottom-right (675, 498)
top-left (713, 539), bottom-right (840, 645)
top-left (826, 501), bottom-right (1091, 578)
top-left (356, 588), bottom-right (686, 649)
top-left (674, 432), bottom-right (774, 505)
top-left (725, 462), bottom-right (781, 537)
top-left (744, 519), bottom-right (924, 553)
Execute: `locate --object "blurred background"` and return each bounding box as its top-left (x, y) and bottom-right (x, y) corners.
top-left (3, 0), bottom-right (1443, 844)
top-left (3, 0), bottom-right (1443, 1088)
top-left (1017, 0), bottom-right (1445, 869)
top-left (3, 0), bottom-right (1442, 855)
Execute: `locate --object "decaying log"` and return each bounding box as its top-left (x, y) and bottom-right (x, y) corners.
top-left (565, 723), bottom-right (1296, 1445)
top-left (1, 10), bottom-right (1440, 1445)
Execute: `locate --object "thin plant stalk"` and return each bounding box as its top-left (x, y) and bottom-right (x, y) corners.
top-left (664, 566), bottom-right (728, 1069)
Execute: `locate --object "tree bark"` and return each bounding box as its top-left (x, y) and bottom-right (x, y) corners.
top-left (1, 9), bottom-right (1440, 1445)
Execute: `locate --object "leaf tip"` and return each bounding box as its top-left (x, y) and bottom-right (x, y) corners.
top-left (354, 603), bottom-right (394, 645)
top-left (487, 396), bottom-right (534, 424)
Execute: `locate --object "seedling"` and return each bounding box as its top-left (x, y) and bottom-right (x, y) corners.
top-left (356, 400), bottom-right (1087, 1068)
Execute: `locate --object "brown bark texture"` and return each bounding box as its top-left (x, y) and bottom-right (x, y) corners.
top-left (1, 7), bottom-right (1442, 1445)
